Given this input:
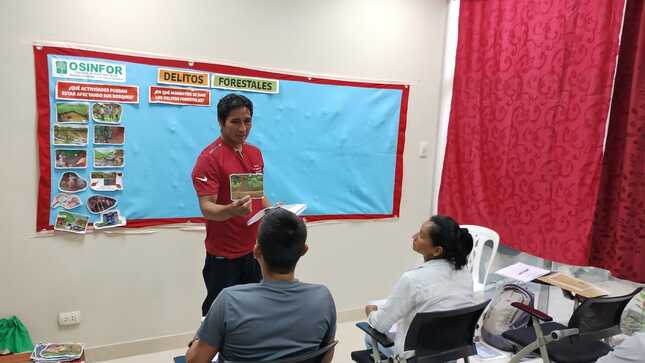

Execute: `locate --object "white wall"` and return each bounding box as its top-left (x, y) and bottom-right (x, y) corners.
top-left (0, 0), bottom-right (449, 348)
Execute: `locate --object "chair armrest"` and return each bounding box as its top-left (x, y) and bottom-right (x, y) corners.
top-left (355, 322), bottom-right (395, 347)
top-left (510, 302), bottom-right (553, 322)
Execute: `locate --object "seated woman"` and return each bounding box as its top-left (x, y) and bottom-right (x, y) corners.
top-left (364, 215), bottom-right (475, 359)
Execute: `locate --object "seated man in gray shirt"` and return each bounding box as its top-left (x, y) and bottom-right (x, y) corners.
top-left (186, 208), bottom-right (336, 363)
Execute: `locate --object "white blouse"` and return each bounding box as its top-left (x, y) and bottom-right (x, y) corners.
top-left (368, 258), bottom-right (474, 358)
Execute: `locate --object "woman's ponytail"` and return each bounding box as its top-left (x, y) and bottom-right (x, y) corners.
top-left (453, 227), bottom-right (473, 270)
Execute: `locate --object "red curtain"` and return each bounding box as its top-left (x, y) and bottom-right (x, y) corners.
top-left (590, 0), bottom-right (645, 283)
top-left (439, 1), bottom-right (625, 266)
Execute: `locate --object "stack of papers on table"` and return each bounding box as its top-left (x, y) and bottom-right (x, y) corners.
top-left (31, 343), bottom-right (84, 363)
top-left (494, 262), bottom-right (550, 283)
top-left (537, 272), bottom-right (609, 298)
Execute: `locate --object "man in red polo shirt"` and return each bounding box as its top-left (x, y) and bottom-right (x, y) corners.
top-left (192, 93), bottom-right (271, 316)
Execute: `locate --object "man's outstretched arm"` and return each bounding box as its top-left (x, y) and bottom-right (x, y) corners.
top-left (198, 195), bottom-right (252, 221)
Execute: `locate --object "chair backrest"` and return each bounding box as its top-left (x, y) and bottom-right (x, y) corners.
top-left (568, 287), bottom-right (643, 340)
top-left (461, 225), bottom-right (500, 292)
top-left (404, 300), bottom-right (490, 363)
top-left (222, 340), bottom-right (338, 363)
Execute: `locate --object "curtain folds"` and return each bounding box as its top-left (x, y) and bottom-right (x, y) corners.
top-left (439, 0), bottom-right (625, 266)
top-left (590, 0), bottom-right (645, 283)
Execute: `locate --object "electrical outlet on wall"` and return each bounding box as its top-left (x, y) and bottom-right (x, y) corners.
top-left (419, 141), bottom-right (429, 158)
top-left (58, 311), bottom-right (81, 326)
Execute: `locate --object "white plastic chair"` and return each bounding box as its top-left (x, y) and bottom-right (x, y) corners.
top-left (461, 225), bottom-right (500, 292)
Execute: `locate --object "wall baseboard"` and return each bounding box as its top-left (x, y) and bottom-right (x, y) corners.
top-left (88, 308), bottom-right (363, 362)
top-left (337, 308), bottom-right (364, 323)
top-left (87, 331), bottom-right (194, 362)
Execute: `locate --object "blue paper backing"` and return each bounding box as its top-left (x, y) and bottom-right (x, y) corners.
top-left (47, 55), bottom-right (403, 224)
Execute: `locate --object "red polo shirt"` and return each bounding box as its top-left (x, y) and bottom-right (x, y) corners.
top-left (192, 137), bottom-right (264, 258)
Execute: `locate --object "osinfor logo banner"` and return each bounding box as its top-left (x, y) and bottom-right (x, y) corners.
top-left (52, 58), bottom-right (127, 83)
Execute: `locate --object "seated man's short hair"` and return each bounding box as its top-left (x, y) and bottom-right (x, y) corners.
top-left (258, 209), bottom-right (307, 274)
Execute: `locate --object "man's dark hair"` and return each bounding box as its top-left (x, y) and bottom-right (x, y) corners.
top-left (217, 93), bottom-right (253, 123)
top-left (257, 208), bottom-right (307, 274)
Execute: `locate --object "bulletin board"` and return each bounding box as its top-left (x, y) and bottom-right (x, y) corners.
top-left (34, 44), bottom-right (409, 232)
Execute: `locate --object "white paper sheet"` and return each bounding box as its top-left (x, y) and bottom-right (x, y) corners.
top-left (494, 262), bottom-right (550, 283)
top-left (246, 204), bottom-right (307, 225)
top-left (475, 342), bottom-right (505, 360)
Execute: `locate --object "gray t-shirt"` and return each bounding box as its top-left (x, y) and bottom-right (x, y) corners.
top-left (197, 279), bottom-right (336, 361)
